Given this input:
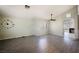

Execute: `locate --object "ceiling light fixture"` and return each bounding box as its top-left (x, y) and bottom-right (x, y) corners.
top-left (50, 13), bottom-right (56, 21)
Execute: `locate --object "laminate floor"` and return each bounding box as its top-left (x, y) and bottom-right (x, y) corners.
top-left (0, 34), bottom-right (79, 53)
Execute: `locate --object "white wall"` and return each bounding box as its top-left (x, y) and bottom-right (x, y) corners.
top-left (49, 16), bottom-right (64, 36)
top-left (33, 18), bottom-right (48, 36)
top-left (0, 17), bottom-right (34, 39)
top-left (0, 5), bottom-right (48, 40)
top-left (49, 6), bottom-right (78, 39)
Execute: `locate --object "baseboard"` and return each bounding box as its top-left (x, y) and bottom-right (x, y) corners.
top-left (49, 33), bottom-right (64, 38)
top-left (0, 34), bottom-right (34, 40)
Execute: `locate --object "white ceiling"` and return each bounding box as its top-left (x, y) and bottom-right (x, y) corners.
top-left (31, 5), bottom-right (75, 18)
top-left (0, 5), bottom-right (74, 19)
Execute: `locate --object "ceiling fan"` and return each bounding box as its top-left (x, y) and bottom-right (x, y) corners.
top-left (50, 13), bottom-right (56, 21)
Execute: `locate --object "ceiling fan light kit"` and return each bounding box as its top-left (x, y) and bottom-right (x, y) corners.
top-left (50, 13), bottom-right (56, 21)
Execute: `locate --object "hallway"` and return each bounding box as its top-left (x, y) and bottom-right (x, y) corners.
top-left (0, 34), bottom-right (79, 53)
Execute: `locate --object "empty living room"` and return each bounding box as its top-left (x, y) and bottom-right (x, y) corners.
top-left (0, 5), bottom-right (79, 53)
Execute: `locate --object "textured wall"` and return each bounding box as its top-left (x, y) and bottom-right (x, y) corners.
top-left (0, 7), bottom-right (33, 39)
